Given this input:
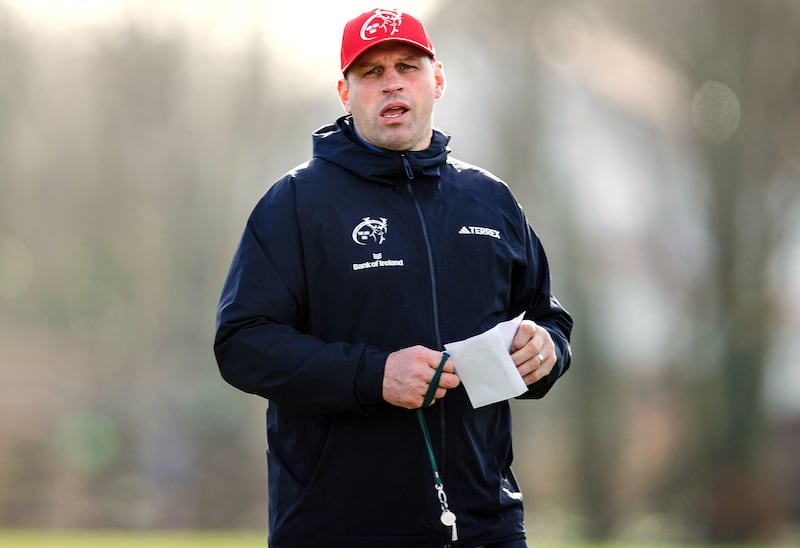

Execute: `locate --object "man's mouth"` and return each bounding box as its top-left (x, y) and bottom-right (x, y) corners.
top-left (381, 105), bottom-right (409, 119)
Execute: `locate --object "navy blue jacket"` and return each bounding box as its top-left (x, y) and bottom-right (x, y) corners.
top-left (214, 116), bottom-right (572, 547)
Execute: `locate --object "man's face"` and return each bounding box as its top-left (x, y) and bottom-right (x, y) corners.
top-left (338, 42), bottom-right (445, 152)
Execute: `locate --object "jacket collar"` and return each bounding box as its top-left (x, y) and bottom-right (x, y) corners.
top-left (312, 115), bottom-right (451, 186)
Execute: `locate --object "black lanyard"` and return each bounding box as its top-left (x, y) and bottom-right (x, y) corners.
top-left (415, 351), bottom-right (458, 542)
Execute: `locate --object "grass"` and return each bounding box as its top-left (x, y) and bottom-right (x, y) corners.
top-left (0, 530), bottom-right (794, 547)
top-left (0, 530), bottom-right (265, 547)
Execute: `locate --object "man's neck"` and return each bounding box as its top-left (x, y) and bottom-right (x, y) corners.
top-left (351, 122), bottom-right (383, 152)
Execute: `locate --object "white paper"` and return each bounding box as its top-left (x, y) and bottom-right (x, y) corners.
top-left (444, 313), bottom-right (528, 408)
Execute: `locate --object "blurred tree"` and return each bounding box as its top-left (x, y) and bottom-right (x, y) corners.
top-left (600, 0), bottom-right (800, 541)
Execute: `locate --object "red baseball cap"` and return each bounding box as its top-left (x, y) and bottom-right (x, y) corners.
top-left (341, 8), bottom-right (436, 74)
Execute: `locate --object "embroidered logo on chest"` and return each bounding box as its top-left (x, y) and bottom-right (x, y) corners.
top-left (458, 225), bottom-right (501, 239)
top-left (350, 216), bottom-right (405, 271)
top-left (352, 217), bottom-right (388, 246)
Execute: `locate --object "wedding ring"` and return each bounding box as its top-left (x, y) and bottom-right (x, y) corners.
top-left (536, 353), bottom-right (545, 366)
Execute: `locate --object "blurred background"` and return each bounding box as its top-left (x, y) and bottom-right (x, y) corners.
top-left (1, 0), bottom-right (798, 544)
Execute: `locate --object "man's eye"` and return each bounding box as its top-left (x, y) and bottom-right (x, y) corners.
top-left (398, 63), bottom-right (415, 71)
top-left (365, 67), bottom-right (382, 76)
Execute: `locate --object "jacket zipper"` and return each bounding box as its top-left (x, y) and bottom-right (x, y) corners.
top-left (402, 155), bottom-right (441, 346)
top-left (401, 153), bottom-right (416, 180)
top-left (403, 156), bottom-right (449, 521)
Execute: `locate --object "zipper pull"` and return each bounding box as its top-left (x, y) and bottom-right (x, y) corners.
top-left (400, 154), bottom-right (415, 180)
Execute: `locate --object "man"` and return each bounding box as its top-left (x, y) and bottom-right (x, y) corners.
top-left (214, 7), bottom-right (572, 548)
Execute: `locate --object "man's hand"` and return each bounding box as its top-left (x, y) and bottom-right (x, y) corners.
top-left (510, 320), bottom-right (557, 386)
top-left (383, 346), bottom-right (460, 409)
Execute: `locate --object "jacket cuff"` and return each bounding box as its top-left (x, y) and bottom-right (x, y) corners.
top-left (355, 348), bottom-right (389, 410)
top-left (517, 330), bottom-right (571, 400)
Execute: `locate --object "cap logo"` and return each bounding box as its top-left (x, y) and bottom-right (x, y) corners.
top-left (360, 9), bottom-right (403, 41)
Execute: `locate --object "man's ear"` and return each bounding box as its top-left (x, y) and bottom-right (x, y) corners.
top-left (434, 62), bottom-right (446, 100)
top-left (337, 78), bottom-right (352, 113)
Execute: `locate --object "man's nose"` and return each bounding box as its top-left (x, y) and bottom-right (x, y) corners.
top-left (381, 71), bottom-right (404, 93)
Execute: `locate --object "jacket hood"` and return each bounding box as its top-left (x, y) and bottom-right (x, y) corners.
top-left (312, 115), bottom-right (451, 186)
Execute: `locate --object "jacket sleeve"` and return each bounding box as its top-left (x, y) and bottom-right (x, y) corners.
top-left (213, 177), bottom-right (387, 415)
top-left (511, 217), bottom-right (573, 400)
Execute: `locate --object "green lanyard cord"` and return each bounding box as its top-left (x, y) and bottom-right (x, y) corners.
top-left (415, 406), bottom-right (442, 485)
top-left (416, 351), bottom-right (449, 484)
top-left (422, 351), bottom-right (449, 408)
top-left (415, 351), bottom-right (458, 542)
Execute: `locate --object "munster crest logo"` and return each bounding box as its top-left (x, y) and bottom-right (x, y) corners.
top-left (360, 9), bottom-right (403, 41)
top-left (352, 217), bottom-right (388, 246)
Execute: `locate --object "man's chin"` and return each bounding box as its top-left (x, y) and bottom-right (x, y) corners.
top-left (375, 130), bottom-right (427, 152)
